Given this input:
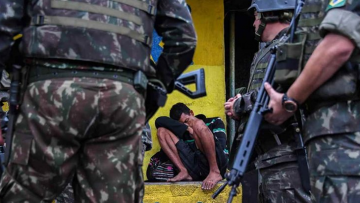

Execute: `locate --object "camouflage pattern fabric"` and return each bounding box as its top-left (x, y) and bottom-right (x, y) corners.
top-left (307, 132), bottom-right (360, 203)
top-left (0, 77), bottom-right (145, 203)
top-left (0, 0), bottom-right (196, 92)
top-left (300, 0), bottom-right (360, 141)
top-left (296, 0), bottom-right (360, 202)
top-left (54, 184), bottom-right (74, 203)
top-left (259, 162), bottom-right (311, 203)
top-left (0, 0), bottom-right (196, 202)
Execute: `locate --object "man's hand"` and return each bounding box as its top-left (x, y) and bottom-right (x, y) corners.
top-left (224, 94), bottom-right (241, 120)
top-left (264, 82), bottom-right (294, 125)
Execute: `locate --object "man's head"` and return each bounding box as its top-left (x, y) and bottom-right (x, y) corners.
top-left (170, 103), bottom-right (194, 123)
top-left (249, 0), bottom-right (295, 42)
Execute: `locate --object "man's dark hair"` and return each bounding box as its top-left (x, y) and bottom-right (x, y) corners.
top-left (170, 103), bottom-right (190, 120)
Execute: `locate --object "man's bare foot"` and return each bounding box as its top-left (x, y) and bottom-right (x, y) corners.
top-left (201, 171), bottom-right (223, 190)
top-left (168, 170), bottom-right (192, 182)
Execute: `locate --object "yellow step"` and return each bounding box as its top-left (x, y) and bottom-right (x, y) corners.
top-left (144, 181), bottom-right (242, 203)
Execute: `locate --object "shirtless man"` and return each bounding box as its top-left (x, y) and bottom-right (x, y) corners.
top-left (155, 103), bottom-right (228, 190)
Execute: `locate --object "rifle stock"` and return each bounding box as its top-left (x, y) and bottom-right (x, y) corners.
top-left (175, 68), bottom-right (206, 99)
top-left (145, 66), bottom-right (207, 122)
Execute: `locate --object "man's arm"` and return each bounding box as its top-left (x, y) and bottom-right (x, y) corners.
top-left (154, 0), bottom-right (197, 92)
top-left (0, 0), bottom-right (26, 67)
top-left (287, 34), bottom-right (354, 103)
top-left (264, 7), bottom-right (359, 125)
top-left (192, 119), bottom-right (219, 169)
top-left (288, 7), bottom-right (360, 103)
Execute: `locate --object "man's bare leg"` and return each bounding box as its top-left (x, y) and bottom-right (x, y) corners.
top-left (157, 127), bottom-right (192, 182)
top-left (191, 120), bottom-right (223, 190)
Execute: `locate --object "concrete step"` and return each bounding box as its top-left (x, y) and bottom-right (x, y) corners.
top-left (144, 181), bottom-right (242, 203)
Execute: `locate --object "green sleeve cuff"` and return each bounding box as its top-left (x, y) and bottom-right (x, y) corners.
top-left (320, 9), bottom-right (360, 49)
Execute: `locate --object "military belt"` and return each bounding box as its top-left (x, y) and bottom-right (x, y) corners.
top-left (256, 126), bottom-right (295, 154)
top-left (28, 66), bottom-right (135, 85)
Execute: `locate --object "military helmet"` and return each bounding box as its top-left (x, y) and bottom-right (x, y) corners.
top-left (248, 0), bottom-right (296, 13)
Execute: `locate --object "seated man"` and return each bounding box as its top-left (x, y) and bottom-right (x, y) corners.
top-left (155, 103), bottom-right (228, 190)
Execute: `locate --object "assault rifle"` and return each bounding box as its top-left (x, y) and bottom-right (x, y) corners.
top-left (212, 0), bottom-right (306, 202)
top-left (212, 47), bottom-right (278, 202)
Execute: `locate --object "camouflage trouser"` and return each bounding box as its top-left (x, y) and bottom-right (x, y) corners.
top-left (259, 162), bottom-right (312, 203)
top-left (0, 77), bottom-right (146, 203)
top-left (54, 184), bottom-right (74, 203)
top-left (307, 132), bottom-right (360, 203)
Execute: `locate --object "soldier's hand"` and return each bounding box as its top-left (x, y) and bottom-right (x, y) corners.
top-left (224, 94), bottom-right (241, 120)
top-left (263, 83), bottom-right (293, 125)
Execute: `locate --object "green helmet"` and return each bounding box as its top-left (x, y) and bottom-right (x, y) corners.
top-left (249, 0), bottom-right (295, 41)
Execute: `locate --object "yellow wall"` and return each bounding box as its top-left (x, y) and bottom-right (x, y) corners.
top-left (143, 0), bottom-right (225, 178)
top-left (143, 182), bottom-right (242, 203)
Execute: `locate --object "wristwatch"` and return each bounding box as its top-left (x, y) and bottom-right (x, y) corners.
top-left (282, 93), bottom-right (299, 113)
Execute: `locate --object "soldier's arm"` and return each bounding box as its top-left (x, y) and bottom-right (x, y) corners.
top-left (0, 0), bottom-right (26, 67)
top-left (287, 4), bottom-right (360, 103)
top-left (264, 3), bottom-right (359, 125)
top-left (154, 0), bottom-right (197, 92)
top-left (286, 34), bottom-right (355, 103)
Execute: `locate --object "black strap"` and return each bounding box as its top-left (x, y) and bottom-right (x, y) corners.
top-left (28, 66), bottom-right (135, 85)
top-left (293, 113), bottom-right (311, 194)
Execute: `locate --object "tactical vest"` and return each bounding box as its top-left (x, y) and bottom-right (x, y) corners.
top-left (22, 0), bottom-right (157, 75)
top-left (275, 1), bottom-right (360, 101)
top-left (248, 34), bottom-right (288, 92)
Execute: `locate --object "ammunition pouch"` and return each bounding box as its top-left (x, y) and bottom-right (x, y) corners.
top-left (275, 31), bottom-right (307, 89)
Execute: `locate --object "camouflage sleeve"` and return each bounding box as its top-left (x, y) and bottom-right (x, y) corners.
top-left (233, 91), bottom-right (257, 117)
top-left (155, 0), bottom-right (197, 92)
top-left (0, 0), bottom-right (26, 68)
top-left (319, 1), bottom-right (360, 49)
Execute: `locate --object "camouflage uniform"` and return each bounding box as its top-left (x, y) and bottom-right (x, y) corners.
top-left (297, 0), bottom-right (360, 202)
top-left (0, 0), bottom-right (196, 202)
top-left (54, 122), bottom-right (151, 203)
top-left (233, 29), bottom-right (311, 203)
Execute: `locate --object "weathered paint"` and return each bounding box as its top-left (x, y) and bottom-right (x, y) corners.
top-left (143, 182), bottom-right (242, 203)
